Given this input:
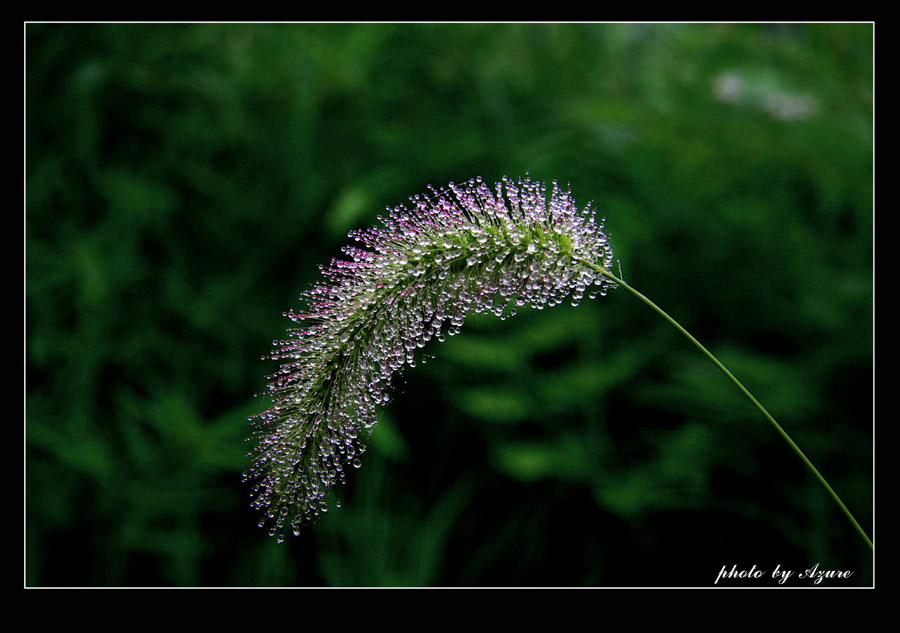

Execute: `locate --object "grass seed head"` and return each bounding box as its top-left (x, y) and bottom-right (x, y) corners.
top-left (244, 175), bottom-right (616, 540)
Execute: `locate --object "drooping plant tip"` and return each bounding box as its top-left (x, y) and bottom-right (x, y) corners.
top-left (244, 175), bottom-right (616, 540)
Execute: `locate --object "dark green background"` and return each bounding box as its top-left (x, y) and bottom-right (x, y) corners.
top-left (26, 23), bottom-right (873, 587)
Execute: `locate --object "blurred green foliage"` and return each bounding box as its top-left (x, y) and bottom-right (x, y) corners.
top-left (26, 23), bottom-right (873, 587)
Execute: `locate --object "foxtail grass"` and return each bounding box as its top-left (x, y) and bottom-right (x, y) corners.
top-left (246, 175), bottom-right (872, 551)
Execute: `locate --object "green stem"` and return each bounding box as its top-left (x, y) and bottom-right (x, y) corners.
top-left (580, 260), bottom-right (873, 550)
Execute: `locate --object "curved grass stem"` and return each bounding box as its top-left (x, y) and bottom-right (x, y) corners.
top-left (578, 259), bottom-right (873, 550)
